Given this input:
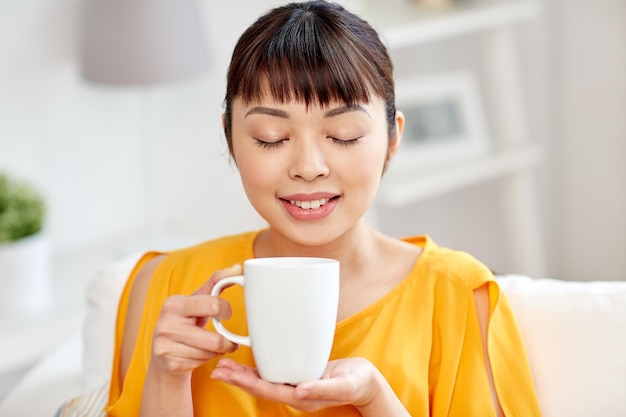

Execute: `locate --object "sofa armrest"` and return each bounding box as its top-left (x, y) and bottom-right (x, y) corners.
top-left (496, 274), bottom-right (626, 417)
top-left (0, 331), bottom-right (83, 417)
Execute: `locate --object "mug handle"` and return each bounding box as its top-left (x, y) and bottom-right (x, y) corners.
top-left (210, 275), bottom-right (251, 347)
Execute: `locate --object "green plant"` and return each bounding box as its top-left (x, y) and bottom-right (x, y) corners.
top-left (0, 172), bottom-right (46, 243)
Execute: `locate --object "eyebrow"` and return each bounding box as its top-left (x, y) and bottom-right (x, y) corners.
top-left (324, 104), bottom-right (370, 118)
top-left (245, 106), bottom-right (289, 119)
top-left (244, 104), bottom-right (370, 119)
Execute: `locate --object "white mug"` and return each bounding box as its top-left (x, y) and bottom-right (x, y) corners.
top-left (211, 257), bottom-right (340, 384)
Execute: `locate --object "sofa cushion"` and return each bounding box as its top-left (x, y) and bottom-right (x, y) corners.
top-left (54, 383), bottom-right (108, 417)
top-left (82, 254), bottom-right (141, 391)
top-left (497, 274), bottom-right (626, 417)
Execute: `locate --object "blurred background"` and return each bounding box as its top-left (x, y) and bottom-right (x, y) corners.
top-left (0, 0), bottom-right (625, 399)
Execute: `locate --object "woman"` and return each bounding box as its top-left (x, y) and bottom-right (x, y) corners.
top-left (105, 1), bottom-right (540, 416)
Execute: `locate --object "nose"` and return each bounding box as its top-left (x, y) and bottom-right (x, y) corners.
top-left (288, 139), bottom-right (330, 181)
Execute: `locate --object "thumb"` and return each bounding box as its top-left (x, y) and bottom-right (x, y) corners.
top-left (193, 263), bottom-right (243, 296)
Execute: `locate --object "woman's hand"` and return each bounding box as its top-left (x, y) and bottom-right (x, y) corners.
top-left (210, 357), bottom-right (410, 415)
top-left (149, 264), bottom-right (242, 378)
top-left (140, 264), bottom-right (244, 417)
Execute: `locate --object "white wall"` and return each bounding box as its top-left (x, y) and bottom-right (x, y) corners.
top-left (373, 0), bottom-right (626, 281)
top-left (0, 0), bottom-right (274, 262)
top-left (550, 0), bottom-right (626, 281)
top-left (1, 0), bottom-right (624, 281)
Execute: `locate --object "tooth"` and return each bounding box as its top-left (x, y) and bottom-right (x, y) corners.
top-left (289, 198), bottom-right (332, 209)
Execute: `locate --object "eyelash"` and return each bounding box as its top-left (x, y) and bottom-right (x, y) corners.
top-left (255, 139), bottom-right (286, 149)
top-left (331, 137), bottom-right (361, 148)
top-left (254, 137), bottom-right (361, 149)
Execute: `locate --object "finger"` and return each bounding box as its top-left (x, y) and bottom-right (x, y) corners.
top-left (213, 359), bottom-right (275, 388)
top-left (215, 358), bottom-right (259, 376)
top-left (186, 294), bottom-right (233, 320)
top-left (178, 327), bottom-right (239, 354)
top-left (161, 294), bottom-right (233, 321)
top-left (152, 341), bottom-right (229, 376)
top-left (216, 365), bottom-right (296, 399)
top-left (211, 359), bottom-right (254, 382)
top-left (193, 264), bottom-right (243, 296)
top-left (155, 322), bottom-right (238, 354)
top-left (294, 378), bottom-right (354, 402)
top-left (154, 341), bottom-right (220, 364)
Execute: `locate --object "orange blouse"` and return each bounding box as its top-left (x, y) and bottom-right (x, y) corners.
top-left (106, 230), bottom-right (540, 416)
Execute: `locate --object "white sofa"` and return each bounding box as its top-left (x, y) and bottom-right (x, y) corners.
top-left (1, 255), bottom-right (625, 417)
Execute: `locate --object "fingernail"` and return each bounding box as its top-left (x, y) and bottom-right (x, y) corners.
top-left (211, 371), bottom-right (230, 383)
top-left (295, 387), bottom-right (310, 398)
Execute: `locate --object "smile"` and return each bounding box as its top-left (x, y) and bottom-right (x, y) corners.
top-left (289, 198), bottom-right (330, 210)
top-left (280, 195), bottom-right (338, 220)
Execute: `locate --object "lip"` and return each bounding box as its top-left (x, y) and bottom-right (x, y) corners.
top-left (280, 192), bottom-right (338, 201)
top-left (279, 192), bottom-right (340, 221)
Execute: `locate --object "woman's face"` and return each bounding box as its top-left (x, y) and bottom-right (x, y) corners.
top-left (229, 95), bottom-right (403, 247)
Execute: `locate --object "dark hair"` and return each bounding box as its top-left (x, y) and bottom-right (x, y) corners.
top-left (223, 0), bottom-right (396, 155)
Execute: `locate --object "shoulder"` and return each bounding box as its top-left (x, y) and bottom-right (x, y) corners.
top-left (403, 235), bottom-right (494, 291)
top-left (152, 230), bottom-right (258, 276)
top-left (131, 254), bottom-right (167, 299)
top-left (123, 230), bottom-right (259, 308)
top-left (167, 229), bottom-right (259, 263)
top-left (150, 229), bottom-right (260, 294)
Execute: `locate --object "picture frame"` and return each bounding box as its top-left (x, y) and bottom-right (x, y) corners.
top-left (389, 72), bottom-right (490, 175)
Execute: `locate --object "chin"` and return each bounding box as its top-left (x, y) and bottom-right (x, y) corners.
top-left (277, 219), bottom-right (365, 251)
top-left (291, 229), bottom-right (340, 248)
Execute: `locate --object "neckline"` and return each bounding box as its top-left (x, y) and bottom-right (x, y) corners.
top-left (335, 235), bottom-right (432, 330)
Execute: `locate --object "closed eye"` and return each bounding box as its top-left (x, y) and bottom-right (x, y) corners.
top-left (255, 138), bottom-right (288, 149)
top-left (330, 137), bottom-right (361, 147)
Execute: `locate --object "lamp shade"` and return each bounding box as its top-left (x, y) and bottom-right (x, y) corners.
top-left (80, 0), bottom-right (210, 85)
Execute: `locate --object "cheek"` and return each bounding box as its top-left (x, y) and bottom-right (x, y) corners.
top-left (234, 150), bottom-right (278, 199)
top-left (362, 140), bottom-right (390, 173)
top-left (338, 145), bottom-right (388, 190)
top-left (236, 154), bottom-right (259, 185)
